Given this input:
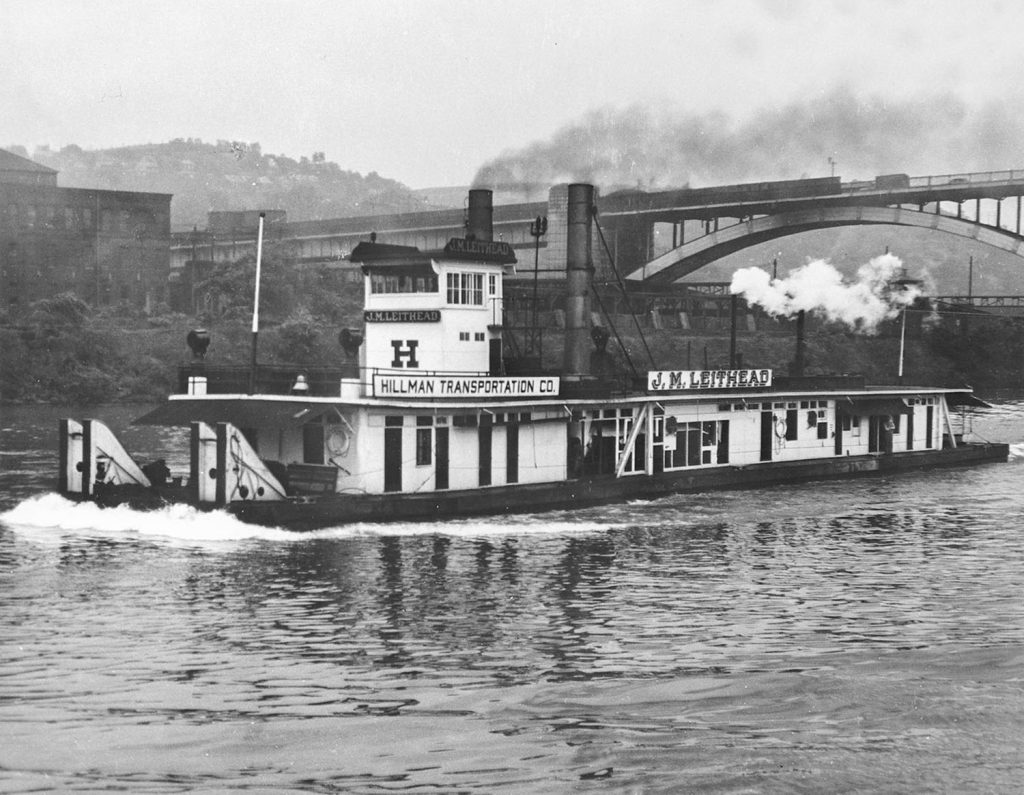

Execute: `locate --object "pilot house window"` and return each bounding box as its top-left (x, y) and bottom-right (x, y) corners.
top-left (446, 272), bottom-right (484, 305)
top-left (369, 268), bottom-right (437, 294)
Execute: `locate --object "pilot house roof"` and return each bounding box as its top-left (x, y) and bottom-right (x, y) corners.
top-left (350, 238), bottom-right (517, 268)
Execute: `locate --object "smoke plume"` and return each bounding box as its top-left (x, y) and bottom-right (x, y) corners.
top-left (729, 253), bottom-right (922, 334)
top-left (473, 87), bottom-right (1024, 193)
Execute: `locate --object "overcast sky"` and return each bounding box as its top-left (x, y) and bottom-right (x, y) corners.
top-left (3, 0), bottom-right (1022, 188)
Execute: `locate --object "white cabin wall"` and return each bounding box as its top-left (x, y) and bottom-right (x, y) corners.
top-left (725, 409), bottom-right (764, 465)
top-left (772, 402), bottom-right (835, 462)
top-left (439, 305), bottom-right (492, 373)
top-left (449, 426), bottom-right (481, 490)
top-left (518, 422), bottom-right (568, 483)
top-left (328, 416), bottom-right (365, 492)
top-left (353, 413), bottom-right (386, 493)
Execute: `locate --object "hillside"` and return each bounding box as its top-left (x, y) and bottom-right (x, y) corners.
top-left (13, 141), bottom-right (444, 231)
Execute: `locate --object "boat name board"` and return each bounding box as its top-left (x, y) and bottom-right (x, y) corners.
top-left (365, 310), bottom-right (441, 323)
top-left (648, 368), bottom-right (773, 391)
top-left (373, 375), bottom-right (559, 398)
top-left (444, 238), bottom-right (516, 261)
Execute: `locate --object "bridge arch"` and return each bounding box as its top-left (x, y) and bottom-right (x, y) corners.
top-left (625, 206), bottom-right (1024, 285)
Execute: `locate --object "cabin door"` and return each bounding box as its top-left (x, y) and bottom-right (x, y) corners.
top-left (506, 421), bottom-right (519, 484)
top-left (435, 426), bottom-right (449, 490)
top-left (834, 413), bottom-right (844, 455)
top-left (868, 416), bottom-right (880, 452)
top-left (478, 415), bottom-right (493, 486)
top-left (384, 418), bottom-right (403, 492)
top-left (760, 411), bottom-right (774, 462)
top-left (489, 339), bottom-right (503, 375)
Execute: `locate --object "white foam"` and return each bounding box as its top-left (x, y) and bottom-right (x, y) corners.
top-left (0, 493), bottom-right (614, 545)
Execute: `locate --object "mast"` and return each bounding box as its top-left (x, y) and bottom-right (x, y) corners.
top-left (248, 212), bottom-right (266, 394)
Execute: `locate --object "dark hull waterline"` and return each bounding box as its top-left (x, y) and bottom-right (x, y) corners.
top-left (86, 443), bottom-right (1008, 531)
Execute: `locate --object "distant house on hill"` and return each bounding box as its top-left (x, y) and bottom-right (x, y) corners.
top-left (0, 148), bottom-right (172, 311)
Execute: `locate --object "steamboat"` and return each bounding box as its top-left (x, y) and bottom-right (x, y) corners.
top-left (58, 185), bottom-right (1008, 529)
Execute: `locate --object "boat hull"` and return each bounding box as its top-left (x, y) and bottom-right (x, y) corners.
top-left (207, 442), bottom-right (1007, 530)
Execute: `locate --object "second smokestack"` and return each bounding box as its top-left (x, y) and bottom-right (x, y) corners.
top-left (563, 183), bottom-right (595, 378)
top-left (467, 189), bottom-right (493, 242)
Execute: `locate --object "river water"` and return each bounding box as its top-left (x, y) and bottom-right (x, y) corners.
top-left (1, 400), bottom-right (1023, 793)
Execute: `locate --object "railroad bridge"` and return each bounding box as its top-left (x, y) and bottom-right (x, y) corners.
top-left (608, 171), bottom-right (1024, 285)
top-left (172, 169), bottom-right (1024, 314)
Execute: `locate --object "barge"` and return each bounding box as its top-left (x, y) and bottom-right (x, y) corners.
top-left (58, 185), bottom-right (1008, 529)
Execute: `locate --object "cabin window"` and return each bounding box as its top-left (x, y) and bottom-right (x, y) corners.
top-left (416, 417), bottom-right (432, 466)
top-left (369, 267), bottom-right (437, 294)
top-left (665, 421), bottom-right (727, 469)
top-left (488, 274), bottom-right (498, 296)
top-left (446, 272), bottom-right (484, 305)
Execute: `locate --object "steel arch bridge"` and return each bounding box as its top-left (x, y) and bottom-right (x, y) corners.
top-left (624, 205), bottom-right (1024, 286)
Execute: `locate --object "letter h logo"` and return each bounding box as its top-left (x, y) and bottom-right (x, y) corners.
top-left (391, 339), bottom-right (419, 368)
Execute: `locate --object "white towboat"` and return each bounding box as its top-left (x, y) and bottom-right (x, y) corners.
top-left (58, 185), bottom-right (1008, 529)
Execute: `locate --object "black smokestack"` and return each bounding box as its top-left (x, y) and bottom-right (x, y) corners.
top-left (466, 189), bottom-right (493, 242)
top-left (791, 310), bottom-right (806, 377)
top-left (564, 183), bottom-right (594, 378)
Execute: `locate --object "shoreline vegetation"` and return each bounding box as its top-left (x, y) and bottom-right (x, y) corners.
top-left (2, 283), bottom-right (1022, 407)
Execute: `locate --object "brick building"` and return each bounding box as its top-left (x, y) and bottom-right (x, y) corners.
top-left (0, 148), bottom-right (172, 311)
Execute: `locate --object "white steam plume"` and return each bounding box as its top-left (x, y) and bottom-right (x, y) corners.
top-left (729, 253), bottom-right (923, 334)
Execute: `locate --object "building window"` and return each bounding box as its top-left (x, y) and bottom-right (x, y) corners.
top-left (459, 331), bottom-right (470, 341)
top-left (488, 274), bottom-right (497, 296)
top-left (474, 332), bottom-right (485, 341)
top-left (446, 272), bottom-right (484, 305)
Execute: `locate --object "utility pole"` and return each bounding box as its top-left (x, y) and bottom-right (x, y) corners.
top-left (527, 215), bottom-right (548, 360)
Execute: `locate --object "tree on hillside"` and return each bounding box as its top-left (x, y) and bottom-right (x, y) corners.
top-left (23, 141), bottom-right (429, 229)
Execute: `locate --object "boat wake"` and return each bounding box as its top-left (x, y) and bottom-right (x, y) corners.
top-left (0, 493), bottom-right (614, 545)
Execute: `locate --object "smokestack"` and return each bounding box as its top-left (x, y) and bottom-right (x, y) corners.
top-left (466, 189), bottom-right (493, 242)
top-left (791, 310), bottom-right (806, 377)
top-left (563, 183), bottom-right (595, 378)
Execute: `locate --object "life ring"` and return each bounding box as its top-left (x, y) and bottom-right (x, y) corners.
top-left (774, 416), bottom-right (788, 439)
top-left (326, 427), bottom-right (350, 457)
